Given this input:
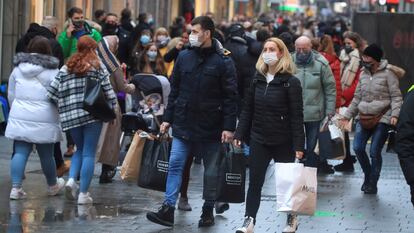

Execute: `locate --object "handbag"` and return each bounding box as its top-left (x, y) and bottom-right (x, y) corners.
top-left (216, 144), bottom-right (246, 203)
top-left (137, 134), bottom-right (171, 192)
top-left (83, 76), bottom-right (116, 122)
top-left (316, 119), bottom-right (346, 160)
top-left (359, 107), bottom-right (390, 130)
top-left (275, 161), bottom-right (317, 216)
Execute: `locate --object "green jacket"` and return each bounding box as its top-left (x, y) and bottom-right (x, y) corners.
top-left (58, 23), bottom-right (102, 59)
top-left (293, 51), bottom-right (337, 122)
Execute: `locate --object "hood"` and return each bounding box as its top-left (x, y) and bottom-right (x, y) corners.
top-left (14, 53), bottom-right (59, 76)
top-left (386, 64), bottom-right (406, 79)
top-left (248, 41), bottom-right (263, 57)
top-left (229, 36), bottom-right (247, 45)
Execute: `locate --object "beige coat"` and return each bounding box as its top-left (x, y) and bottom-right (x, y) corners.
top-left (344, 60), bottom-right (403, 125)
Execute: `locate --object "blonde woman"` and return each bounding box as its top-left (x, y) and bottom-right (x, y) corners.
top-left (234, 37), bottom-right (305, 233)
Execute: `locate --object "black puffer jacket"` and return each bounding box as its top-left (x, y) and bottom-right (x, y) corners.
top-left (164, 39), bottom-right (238, 142)
top-left (235, 72), bottom-right (305, 151)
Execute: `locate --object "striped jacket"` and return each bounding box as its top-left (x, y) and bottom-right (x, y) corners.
top-left (47, 65), bottom-right (116, 131)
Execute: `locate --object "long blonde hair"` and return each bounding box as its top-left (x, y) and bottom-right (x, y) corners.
top-left (256, 37), bottom-right (296, 76)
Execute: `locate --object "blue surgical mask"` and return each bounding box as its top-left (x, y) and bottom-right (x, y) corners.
top-left (140, 35), bottom-right (151, 45)
top-left (147, 51), bottom-right (157, 61)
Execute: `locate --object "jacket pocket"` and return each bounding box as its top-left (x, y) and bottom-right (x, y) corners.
top-left (199, 102), bottom-right (222, 129)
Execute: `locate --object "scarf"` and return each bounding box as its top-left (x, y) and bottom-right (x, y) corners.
top-left (97, 38), bottom-right (121, 74)
top-left (339, 49), bottom-right (360, 89)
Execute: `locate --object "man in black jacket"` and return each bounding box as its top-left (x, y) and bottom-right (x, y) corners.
top-left (146, 16), bottom-right (238, 228)
top-left (396, 86), bottom-right (414, 206)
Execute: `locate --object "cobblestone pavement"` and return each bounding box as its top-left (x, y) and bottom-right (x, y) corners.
top-left (0, 136), bottom-right (413, 233)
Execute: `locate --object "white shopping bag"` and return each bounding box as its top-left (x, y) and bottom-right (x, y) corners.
top-left (125, 94), bottom-right (132, 113)
top-left (275, 162), bottom-right (317, 216)
top-left (328, 123), bottom-right (343, 141)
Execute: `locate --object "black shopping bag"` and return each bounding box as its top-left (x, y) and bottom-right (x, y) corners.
top-left (137, 134), bottom-right (171, 192)
top-left (216, 144), bottom-right (246, 203)
top-left (318, 130), bottom-right (346, 160)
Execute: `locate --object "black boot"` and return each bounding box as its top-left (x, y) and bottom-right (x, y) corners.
top-left (198, 206), bottom-right (215, 227)
top-left (364, 179), bottom-right (378, 194)
top-left (146, 204), bottom-right (175, 227)
top-left (317, 161), bottom-right (335, 175)
top-left (410, 186), bottom-right (414, 207)
top-left (334, 156), bottom-right (355, 172)
top-left (99, 164), bottom-right (115, 184)
top-left (361, 176), bottom-right (370, 192)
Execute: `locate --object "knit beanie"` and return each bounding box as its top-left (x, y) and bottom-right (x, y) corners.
top-left (363, 44), bottom-right (383, 62)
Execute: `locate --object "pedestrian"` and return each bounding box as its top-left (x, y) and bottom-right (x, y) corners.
top-left (146, 16), bottom-right (238, 228)
top-left (96, 35), bottom-right (136, 184)
top-left (292, 36), bottom-right (336, 171)
top-left (396, 85), bottom-right (414, 207)
top-left (153, 27), bottom-right (173, 75)
top-left (163, 31), bottom-right (190, 63)
top-left (58, 7), bottom-right (102, 59)
top-left (6, 36), bottom-right (65, 200)
top-left (233, 37), bottom-right (305, 233)
top-left (94, 9), bottom-right (106, 28)
top-left (47, 36), bottom-right (117, 204)
top-left (169, 16), bottom-right (185, 38)
top-left (120, 8), bottom-right (135, 33)
top-left (130, 29), bottom-right (153, 75)
top-left (340, 44), bottom-right (402, 194)
top-left (135, 43), bottom-right (167, 76)
top-left (334, 31), bottom-right (364, 172)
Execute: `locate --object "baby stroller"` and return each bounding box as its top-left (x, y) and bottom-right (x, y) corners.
top-left (118, 73), bottom-right (170, 165)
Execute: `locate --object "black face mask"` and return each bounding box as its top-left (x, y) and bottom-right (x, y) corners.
top-left (72, 19), bottom-right (84, 30)
top-left (362, 61), bottom-right (373, 70)
top-left (344, 45), bottom-right (354, 54)
top-left (104, 23), bottom-right (118, 35)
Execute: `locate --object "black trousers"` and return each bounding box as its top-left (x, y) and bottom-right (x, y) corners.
top-left (245, 139), bottom-right (295, 219)
top-left (65, 132), bottom-right (74, 148)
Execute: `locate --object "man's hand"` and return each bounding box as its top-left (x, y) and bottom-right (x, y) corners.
top-left (66, 22), bottom-right (75, 38)
top-left (391, 117), bottom-right (398, 126)
top-left (233, 139), bottom-right (242, 148)
top-left (221, 131), bottom-right (234, 143)
top-left (160, 122), bottom-right (171, 134)
top-left (295, 151), bottom-right (304, 159)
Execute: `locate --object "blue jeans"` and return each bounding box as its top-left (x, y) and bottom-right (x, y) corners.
top-left (11, 141), bottom-right (56, 187)
top-left (69, 121), bottom-right (103, 193)
top-left (304, 121), bottom-right (321, 168)
top-left (165, 138), bottom-right (221, 207)
top-left (353, 122), bottom-right (389, 182)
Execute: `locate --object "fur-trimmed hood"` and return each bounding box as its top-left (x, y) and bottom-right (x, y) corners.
top-left (13, 53), bottom-right (59, 77)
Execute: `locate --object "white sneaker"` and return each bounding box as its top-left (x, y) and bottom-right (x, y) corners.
top-left (282, 214), bottom-right (298, 233)
top-left (78, 192), bottom-right (93, 205)
top-left (10, 188), bottom-right (27, 200)
top-left (236, 216), bottom-right (255, 233)
top-left (48, 178), bottom-right (65, 196)
top-left (65, 178), bottom-right (79, 201)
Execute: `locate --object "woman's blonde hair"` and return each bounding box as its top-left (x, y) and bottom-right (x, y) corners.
top-left (256, 37), bottom-right (296, 76)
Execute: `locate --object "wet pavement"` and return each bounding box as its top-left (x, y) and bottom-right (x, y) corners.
top-left (0, 135), bottom-right (413, 233)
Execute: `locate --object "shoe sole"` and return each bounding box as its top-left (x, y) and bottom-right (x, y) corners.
top-left (65, 185), bottom-right (76, 200)
top-left (178, 206), bottom-right (192, 211)
top-left (146, 213), bottom-right (173, 227)
top-left (282, 225), bottom-right (298, 233)
top-left (216, 204), bottom-right (230, 214)
top-left (198, 222), bottom-right (215, 228)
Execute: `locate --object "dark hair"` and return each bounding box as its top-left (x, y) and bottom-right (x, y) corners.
top-left (94, 9), bottom-right (105, 19)
top-left (343, 31), bottom-right (363, 51)
top-left (68, 7), bottom-right (83, 18)
top-left (121, 8), bottom-right (131, 20)
top-left (256, 29), bottom-right (271, 42)
top-left (27, 36), bottom-right (52, 55)
top-left (106, 13), bottom-right (118, 18)
top-left (138, 13), bottom-right (147, 23)
top-left (191, 16), bottom-right (215, 38)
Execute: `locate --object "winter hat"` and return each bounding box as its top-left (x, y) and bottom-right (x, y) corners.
top-left (363, 44), bottom-right (383, 62)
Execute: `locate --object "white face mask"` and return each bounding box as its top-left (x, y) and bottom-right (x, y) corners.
top-left (189, 33), bottom-right (202, 47)
top-left (262, 52), bottom-right (279, 65)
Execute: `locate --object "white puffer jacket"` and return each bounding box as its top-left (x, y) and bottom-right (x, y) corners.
top-left (5, 53), bottom-right (62, 143)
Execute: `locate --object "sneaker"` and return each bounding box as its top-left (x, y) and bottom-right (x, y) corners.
top-left (198, 206), bottom-right (215, 227)
top-left (178, 197), bottom-right (192, 211)
top-left (65, 178), bottom-right (79, 201)
top-left (333, 163), bottom-right (354, 172)
top-left (282, 214), bottom-right (298, 233)
top-left (10, 188), bottom-right (27, 200)
top-left (57, 161), bottom-right (71, 177)
top-left (215, 202), bottom-right (230, 214)
top-left (78, 192), bottom-right (93, 205)
top-left (48, 178), bottom-right (65, 196)
top-left (146, 204), bottom-right (175, 227)
top-left (236, 216), bottom-right (255, 233)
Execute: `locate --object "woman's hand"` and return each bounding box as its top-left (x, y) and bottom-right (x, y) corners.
top-left (391, 117), bottom-right (398, 126)
top-left (295, 151), bottom-right (304, 160)
top-left (233, 139), bottom-right (242, 148)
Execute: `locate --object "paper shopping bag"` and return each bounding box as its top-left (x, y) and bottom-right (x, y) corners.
top-left (120, 131), bottom-right (148, 181)
top-left (275, 163), bottom-right (317, 216)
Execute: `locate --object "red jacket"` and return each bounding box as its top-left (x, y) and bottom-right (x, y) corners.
top-left (321, 52), bottom-right (342, 108)
top-left (341, 68), bottom-right (361, 107)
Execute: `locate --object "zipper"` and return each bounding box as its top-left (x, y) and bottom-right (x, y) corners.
top-left (264, 83), bottom-right (269, 96)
